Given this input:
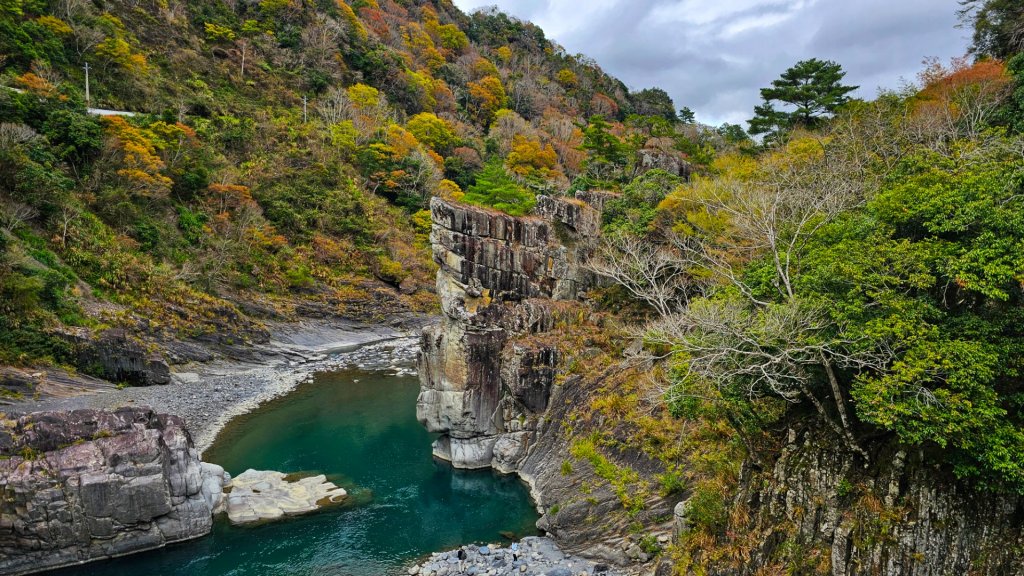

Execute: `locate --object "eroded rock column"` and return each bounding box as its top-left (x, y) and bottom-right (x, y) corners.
top-left (416, 195), bottom-right (599, 469)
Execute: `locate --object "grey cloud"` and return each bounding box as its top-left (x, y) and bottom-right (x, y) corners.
top-left (453, 0), bottom-right (970, 126)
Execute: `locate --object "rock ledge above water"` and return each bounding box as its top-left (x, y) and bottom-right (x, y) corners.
top-left (225, 469), bottom-right (347, 524)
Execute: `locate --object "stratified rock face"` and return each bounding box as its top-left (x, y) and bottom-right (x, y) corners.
top-left (73, 329), bottom-right (172, 386)
top-left (0, 408), bottom-right (219, 576)
top-left (724, 430), bottom-right (1024, 576)
top-left (418, 196), bottom-right (674, 563)
top-left (418, 195), bottom-right (599, 470)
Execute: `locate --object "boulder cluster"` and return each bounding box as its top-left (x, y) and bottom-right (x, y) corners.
top-left (407, 537), bottom-right (621, 576)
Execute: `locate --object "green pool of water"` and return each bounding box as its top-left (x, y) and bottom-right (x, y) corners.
top-left (55, 368), bottom-right (539, 576)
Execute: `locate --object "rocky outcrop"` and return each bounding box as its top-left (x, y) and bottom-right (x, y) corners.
top-left (224, 469), bottom-right (347, 524)
top-left (713, 429), bottom-right (1024, 576)
top-left (72, 328), bottom-right (172, 386)
top-left (418, 195), bottom-right (600, 470)
top-left (0, 408), bottom-right (223, 575)
top-left (637, 148), bottom-right (691, 180)
top-left (418, 196), bottom-right (675, 565)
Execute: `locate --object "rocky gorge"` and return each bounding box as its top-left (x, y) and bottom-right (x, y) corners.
top-left (416, 195), bottom-right (678, 570)
top-left (2, 195), bottom-right (1024, 576)
top-left (414, 195), bottom-right (1024, 576)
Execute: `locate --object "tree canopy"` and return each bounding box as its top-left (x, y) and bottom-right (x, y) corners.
top-left (959, 0), bottom-right (1024, 58)
top-left (748, 58), bottom-right (858, 139)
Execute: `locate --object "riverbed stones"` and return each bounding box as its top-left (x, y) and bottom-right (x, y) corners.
top-left (224, 469), bottom-right (347, 524)
top-left (408, 537), bottom-right (622, 576)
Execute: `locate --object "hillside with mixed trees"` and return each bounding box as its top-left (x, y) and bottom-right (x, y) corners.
top-left (0, 0), bottom-right (729, 370)
top-left (5, 0), bottom-right (1024, 571)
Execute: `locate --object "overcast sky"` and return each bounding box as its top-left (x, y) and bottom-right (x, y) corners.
top-left (451, 0), bottom-right (972, 127)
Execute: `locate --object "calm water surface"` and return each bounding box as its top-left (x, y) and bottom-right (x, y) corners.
top-left (55, 367), bottom-right (539, 576)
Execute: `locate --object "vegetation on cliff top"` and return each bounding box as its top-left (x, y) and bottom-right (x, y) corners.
top-left (0, 0), bottom-right (730, 369)
top-left (586, 2), bottom-right (1024, 502)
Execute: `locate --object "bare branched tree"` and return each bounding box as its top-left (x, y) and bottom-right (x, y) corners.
top-left (592, 120), bottom-right (904, 461)
top-left (0, 123), bottom-right (39, 150)
top-left (587, 233), bottom-right (696, 317)
top-left (1, 201), bottom-right (39, 236)
top-left (316, 87), bottom-right (355, 125)
top-left (645, 298), bottom-right (890, 460)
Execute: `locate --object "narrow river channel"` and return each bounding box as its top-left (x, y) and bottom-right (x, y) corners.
top-left (53, 347), bottom-right (539, 576)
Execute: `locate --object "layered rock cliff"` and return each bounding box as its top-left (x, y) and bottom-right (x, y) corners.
top-left (0, 408), bottom-right (225, 575)
top-left (417, 195), bottom-right (601, 470)
top-left (417, 196), bottom-right (676, 565)
top-left (697, 429), bottom-right (1024, 576)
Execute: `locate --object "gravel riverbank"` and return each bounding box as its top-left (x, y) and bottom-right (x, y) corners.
top-left (4, 317), bottom-right (427, 454)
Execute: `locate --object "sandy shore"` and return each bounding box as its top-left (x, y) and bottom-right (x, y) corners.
top-left (5, 317), bottom-right (430, 454)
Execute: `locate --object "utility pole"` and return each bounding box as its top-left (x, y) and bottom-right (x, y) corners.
top-left (83, 62), bottom-right (91, 108)
top-left (302, 95), bottom-right (308, 123)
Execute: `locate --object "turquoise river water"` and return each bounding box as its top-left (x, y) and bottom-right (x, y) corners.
top-left (54, 367), bottom-right (539, 576)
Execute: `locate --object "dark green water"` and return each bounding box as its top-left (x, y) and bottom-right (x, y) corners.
top-left (55, 368), bottom-right (539, 576)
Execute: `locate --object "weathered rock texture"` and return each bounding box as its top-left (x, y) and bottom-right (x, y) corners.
top-left (710, 429), bottom-right (1024, 576)
top-left (418, 196), bottom-right (675, 566)
top-left (0, 408), bottom-right (222, 575)
top-left (72, 329), bottom-right (172, 386)
top-left (418, 195), bottom-right (600, 470)
top-left (225, 469), bottom-right (347, 524)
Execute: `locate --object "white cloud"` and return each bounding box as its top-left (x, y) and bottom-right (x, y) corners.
top-left (451, 0), bottom-right (971, 127)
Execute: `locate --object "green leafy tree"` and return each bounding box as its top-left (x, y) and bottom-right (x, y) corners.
top-left (717, 123), bottom-right (750, 144)
top-left (749, 58), bottom-right (858, 138)
top-left (602, 169), bottom-right (680, 234)
top-left (630, 87), bottom-right (677, 121)
top-left (406, 113), bottom-right (458, 154)
top-left (581, 115), bottom-right (628, 183)
top-left (959, 0), bottom-right (1024, 58)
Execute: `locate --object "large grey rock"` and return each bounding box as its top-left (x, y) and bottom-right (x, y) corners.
top-left (0, 408), bottom-right (214, 576)
top-left (72, 329), bottom-right (171, 386)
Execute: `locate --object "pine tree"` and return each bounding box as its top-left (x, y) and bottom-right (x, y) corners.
top-left (959, 0), bottom-right (1024, 59)
top-left (749, 58), bottom-right (858, 138)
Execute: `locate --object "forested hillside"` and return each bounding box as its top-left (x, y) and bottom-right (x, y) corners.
top-left (0, 0), bottom-right (722, 370)
top-left (560, 4), bottom-right (1024, 569)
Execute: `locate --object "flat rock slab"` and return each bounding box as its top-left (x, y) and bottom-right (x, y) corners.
top-left (225, 469), bottom-right (347, 524)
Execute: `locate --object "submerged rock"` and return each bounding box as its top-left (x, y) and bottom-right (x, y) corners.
top-left (0, 407), bottom-right (219, 576)
top-left (224, 469), bottom-right (347, 524)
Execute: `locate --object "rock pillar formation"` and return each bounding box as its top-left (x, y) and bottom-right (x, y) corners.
top-left (417, 194), bottom-right (600, 470)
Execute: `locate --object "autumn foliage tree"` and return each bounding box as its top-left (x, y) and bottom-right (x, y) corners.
top-left (467, 75), bottom-right (507, 125)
